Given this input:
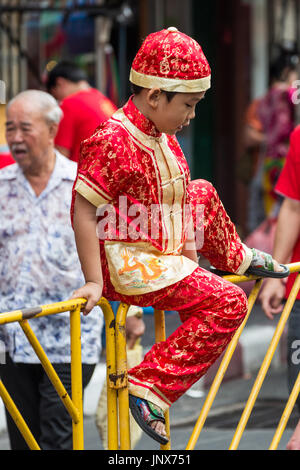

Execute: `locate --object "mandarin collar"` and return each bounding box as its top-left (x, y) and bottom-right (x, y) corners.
top-left (122, 96), bottom-right (162, 139)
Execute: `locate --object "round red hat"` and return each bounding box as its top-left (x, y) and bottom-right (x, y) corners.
top-left (130, 27), bottom-right (211, 93)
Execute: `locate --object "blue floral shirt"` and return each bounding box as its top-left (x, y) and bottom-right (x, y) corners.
top-left (0, 152), bottom-right (102, 363)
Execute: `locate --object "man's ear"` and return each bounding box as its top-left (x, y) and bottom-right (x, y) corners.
top-left (146, 88), bottom-right (162, 109)
top-left (49, 122), bottom-right (58, 139)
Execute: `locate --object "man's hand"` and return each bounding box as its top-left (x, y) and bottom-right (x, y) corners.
top-left (126, 315), bottom-right (145, 349)
top-left (70, 281), bottom-right (103, 315)
top-left (259, 278), bottom-right (286, 320)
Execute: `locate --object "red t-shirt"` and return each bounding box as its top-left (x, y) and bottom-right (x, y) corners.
top-left (55, 88), bottom-right (117, 163)
top-left (275, 124), bottom-right (300, 298)
top-left (0, 153), bottom-right (14, 169)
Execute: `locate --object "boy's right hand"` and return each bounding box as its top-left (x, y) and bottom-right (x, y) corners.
top-left (70, 281), bottom-right (103, 315)
top-left (259, 278), bottom-right (286, 320)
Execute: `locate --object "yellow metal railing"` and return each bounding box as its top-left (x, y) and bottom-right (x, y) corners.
top-left (1, 262), bottom-right (300, 450)
top-left (0, 298), bottom-right (115, 450)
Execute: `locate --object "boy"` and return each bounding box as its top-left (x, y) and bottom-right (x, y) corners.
top-left (70, 28), bottom-right (288, 444)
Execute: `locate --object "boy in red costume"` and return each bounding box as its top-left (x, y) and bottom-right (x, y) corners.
top-left (71, 28), bottom-right (288, 444)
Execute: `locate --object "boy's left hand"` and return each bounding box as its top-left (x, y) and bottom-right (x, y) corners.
top-left (70, 281), bottom-right (103, 315)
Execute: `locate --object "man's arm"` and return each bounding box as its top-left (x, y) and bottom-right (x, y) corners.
top-left (260, 197), bottom-right (300, 319)
top-left (70, 192), bottom-right (103, 315)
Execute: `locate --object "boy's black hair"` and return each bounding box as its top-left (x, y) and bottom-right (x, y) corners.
top-left (131, 83), bottom-right (176, 102)
top-left (46, 61), bottom-right (89, 92)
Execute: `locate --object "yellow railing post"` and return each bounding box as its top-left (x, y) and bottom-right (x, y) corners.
top-left (154, 309), bottom-right (171, 450)
top-left (115, 303), bottom-right (131, 450)
top-left (70, 305), bottom-right (84, 450)
top-left (100, 298), bottom-right (119, 450)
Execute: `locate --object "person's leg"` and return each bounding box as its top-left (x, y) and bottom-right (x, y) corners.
top-left (189, 179), bottom-right (285, 277)
top-left (0, 354), bottom-right (41, 449)
top-left (128, 268), bottom-right (247, 408)
top-left (189, 179), bottom-right (252, 274)
top-left (126, 267), bottom-right (248, 443)
top-left (39, 363), bottom-right (95, 450)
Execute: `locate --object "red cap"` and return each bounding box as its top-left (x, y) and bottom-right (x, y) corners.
top-left (130, 27), bottom-right (211, 93)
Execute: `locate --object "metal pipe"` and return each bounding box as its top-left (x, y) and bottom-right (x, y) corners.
top-left (70, 306), bottom-right (84, 450)
top-left (154, 309), bottom-right (171, 450)
top-left (115, 302), bottom-right (131, 450)
top-left (100, 298), bottom-right (119, 450)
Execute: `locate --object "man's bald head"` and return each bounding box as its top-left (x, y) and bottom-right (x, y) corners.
top-left (7, 90), bottom-right (63, 126)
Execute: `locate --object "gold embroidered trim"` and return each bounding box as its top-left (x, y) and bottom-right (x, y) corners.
top-left (129, 68), bottom-right (211, 93)
top-left (235, 243), bottom-right (253, 275)
top-left (75, 179), bottom-right (111, 207)
top-left (79, 174), bottom-right (112, 202)
top-left (128, 375), bottom-right (171, 412)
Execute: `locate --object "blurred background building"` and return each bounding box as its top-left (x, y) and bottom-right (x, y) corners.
top-left (0, 0), bottom-right (300, 234)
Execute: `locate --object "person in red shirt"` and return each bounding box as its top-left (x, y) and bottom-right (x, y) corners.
top-left (260, 125), bottom-right (300, 450)
top-left (45, 61), bottom-right (117, 162)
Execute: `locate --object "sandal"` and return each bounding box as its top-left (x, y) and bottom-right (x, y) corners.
top-left (245, 248), bottom-right (289, 278)
top-left (129, 394), bottom-right (169, 445)
top-left (210, 248), bottom-right (290, 279)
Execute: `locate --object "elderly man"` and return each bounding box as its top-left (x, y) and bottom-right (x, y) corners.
top-left (0, 90), bottom-right (103, 450)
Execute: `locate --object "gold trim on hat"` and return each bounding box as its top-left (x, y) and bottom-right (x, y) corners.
top-left (129, 68), bottom-right (211, 93)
